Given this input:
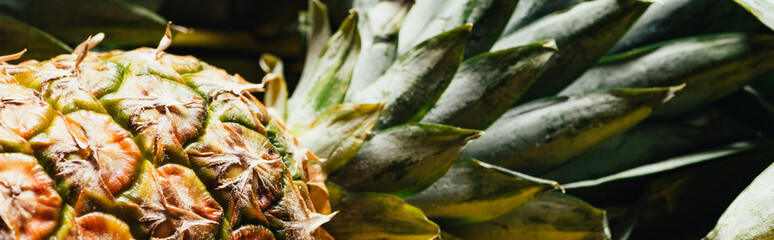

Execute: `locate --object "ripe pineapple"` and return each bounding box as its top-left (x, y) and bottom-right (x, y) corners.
top-left (1, 0), bottom-right (774, 239)
top-left (0, 27), bottom-right (330, 239)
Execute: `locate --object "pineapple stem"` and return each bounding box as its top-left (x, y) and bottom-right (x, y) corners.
top-left (72, 33), bottom-right (104, 71)
top-left (156, 22), bottom-right (173, 60)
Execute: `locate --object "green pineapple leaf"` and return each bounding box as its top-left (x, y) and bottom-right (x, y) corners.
top-left (563, 140), bottom-right (773, 206)
top-left (260, 53), bottom-right (289, 119)
top-left (461, 86), bottom-right (681, 175)
top-left (610, 0), bottom-right (764, 54)
top-left (398, 0), bottom-right (517, 59)
top-left (348, 0), bottom-right (414, 93)
top-left (288, 10), bottom-right (360, 128)
top-left (492, 0), bottom-right (652, 102)
top-left (349, 24), bottom-right (470, 129)
top-left (298, 0), bottom-right (332, 91)
top-left (298, 102), bottom-right (384, 173)
top-left (323, 183), bottom-right (441, 240)
top-left (622, 142), bottom-right (774, 239)
top-left (421, 40), bottom-right (557, 130)
top-left (562, 32), bottom-right (774, 117)
top-left (328, 123), bottom-right (482, 198)
top-left (499, 0), bottom-right (583, 37)
top-left (446, 191), bottom-right (611, 240)
top-left (405, 158), bottom-right (560, 226)
top-left (0, 15), bottom-right (70, 61)
top-left (542, 119), bottom-right (755, 183)
top-left (0, 0), bottom-right (168, 48)
top-left (706, 153), bottom-right (774, 239)
top-left (734, 0), bottom-right (774, 31)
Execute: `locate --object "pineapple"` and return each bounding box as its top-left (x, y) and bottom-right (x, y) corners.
top-left (0, 25), bottom-right (330, 239)
top-left (0, 0), bottom-right (774, 239)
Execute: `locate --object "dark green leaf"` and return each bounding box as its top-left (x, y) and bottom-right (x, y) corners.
top-left (405, 158), bottom-right (559, 225)
top-left (734, 0), bottom-right (774, 31)
top-left (348, 0), bottom-right (414, 94)
top-left (562, 33), bottom-right (774, 117)
top-left (499, 0), bottom-right (583, 36)
top-left (541, 118), bottom-right (755, 183)
top-left (349, 24), bottom-right (470, 129)
top-left (398, 0), bottom-right (517, 58)
top-left (461, 86), bottom-right (681, 175)
top-left (0, 15), bottom-right (70, 61)
top-left (446, 191), bottom-right (611, 240)
top-left (621, 142), bottom-right (774, 239)
top-left (421, 40), bottom-right (556, 130)
top-left (328, 123), bottom-right (482, 198)
top-left (323, 183), bottom-right (440, 240)
top-left (288, 11), bottom-right (360, 128)
top-left (0, 0), bottom-right (167, 47)
top-left (297, 103), bottom-right (383, 173)
top-left (492, 0), bottom-right (652, 102)
top-left (609, 0), bottom-right (763, 54)
top-left (706, 156), bottom-right (774, 239)
top-left (563, 140), bottom-right (774, 206)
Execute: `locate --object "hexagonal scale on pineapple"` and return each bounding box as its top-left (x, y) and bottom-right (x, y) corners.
top-left (185, 120), bottom-right (285, 226)
top-left (117, 160), bottom-right (222, 239)
top-left (29, 110), bottom-right (140, 212)
top-left (182, 67), bottom-right (269, 133)
top-left (102, 48), bottom-right (203, 82)
top-left (231, 224), bottom-right (275, 240)
top-left (13, 53), bottom-right (123, 114)
top-left (52, 206), bottom-right (135, 240)
top-left (0, 83), bottom-right (55, 139)
top-left (101, 73), bottom-right (206, 165)
top-left (0, 153), bottom-right (62, 240)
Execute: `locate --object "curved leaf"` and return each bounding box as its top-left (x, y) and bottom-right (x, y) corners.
top-left (348, 0), bottom-right (414, 94)
top-left (562, 33), bottom-right (774, 117)
top-left (734, 0), bottom-right (774, 31)
top-left (328, 123), bottom-right (482, 198)
top-left (492, 0), bottom-right (652, 102)
top-left (298, 103), bottom-right (383, 173)
top-left (323, 183), bottom-right (440, 240)
top-left (446, 191), bottom-right (611, 240)
top-left (0, 15), bottom-right (70, 61)
top-left (260, 53), bottom-right (288, 119)
top-left (610, 0), bottom-right (763, 54)
top-left (288, 11), bottom-right (361, 128)
top-left (499, 0), bottom-right (583, 37)
top-left (397, 0), bottom-right (517, 58)
top-left (0, 0), bottom-right (167, 47)
top-left (541, 119), bottom-right (755, 183)
top-left (421, 40), bottom-right (556, 130)
top-left (349, 24), bottom-right (470, 129)
top-left (461, 86), bottom-right (681, 175)
top-left (706, 155), bottom-right (774, 239)
top-left (405, 158), bottom-right (559, 226)
top-left (297, 0), bottom-right (332, 98)
top-left (563, 140), bottom-right (773, 206)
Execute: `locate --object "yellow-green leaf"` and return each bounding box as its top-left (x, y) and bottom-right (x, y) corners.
top-left (298, 103), bottom-right (383, 174)
top-left (323, 183), bottom-right (440, 240)
top-left (447, 191), bottom-right (611, 240)
top-left (328, 123), bottom-right (482, 198)
top-left (406, 158), bottom-right (559, 226)
top-left (461, 86), bottom-right (681, 175)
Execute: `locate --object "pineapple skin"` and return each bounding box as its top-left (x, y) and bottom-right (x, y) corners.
top-left (0, 47), bottom-right (329, 240)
